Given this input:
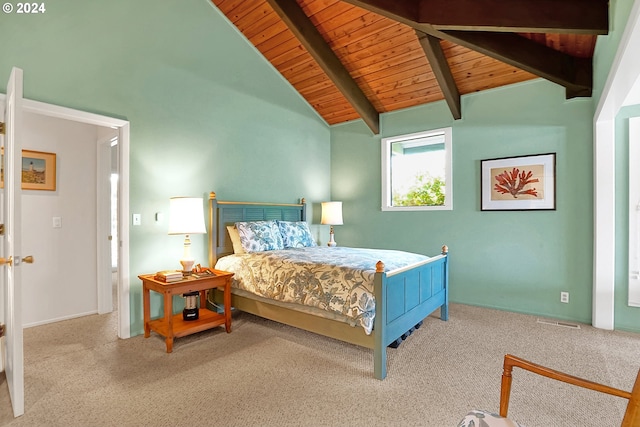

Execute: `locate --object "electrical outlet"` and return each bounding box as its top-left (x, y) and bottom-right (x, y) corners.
top-left (560, 291), bottom-right (569, 303)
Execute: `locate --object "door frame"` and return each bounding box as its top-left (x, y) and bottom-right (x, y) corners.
top-left (593, 0), bottom-right (640, 329)
top-left (0, 95), bottom-right (131, 339)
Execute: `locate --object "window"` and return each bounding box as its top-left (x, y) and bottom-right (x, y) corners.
top-left (381, 127), bottom-right (452, 211)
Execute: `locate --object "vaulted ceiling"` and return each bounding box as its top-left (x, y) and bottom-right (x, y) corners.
top-left (211, 0), bottom-right (608, 134)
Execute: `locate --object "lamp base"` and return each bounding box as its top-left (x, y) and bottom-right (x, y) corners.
top-left (327, 227), bottom-right (337, 247)
top-left (180, 259), bottom-right (194, 276)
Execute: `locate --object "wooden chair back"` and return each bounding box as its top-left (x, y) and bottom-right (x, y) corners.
top-left (500, 354), bottom-right (640, 427)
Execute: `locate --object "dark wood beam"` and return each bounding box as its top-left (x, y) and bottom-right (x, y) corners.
top-left (441, 31), bottom-right (592, 97)
top-left (339, 0), bottom-right (421, 29)
top-left (266, 0), bottom-right (380, 134)
top-left (342, 0), bottom-right (608, 35)
top-left (415, 31), bottom-right (461, 119)
top-left (418, 0), bottom-right (609, 35)
top-left (341, 0), bottom-right (599, 97)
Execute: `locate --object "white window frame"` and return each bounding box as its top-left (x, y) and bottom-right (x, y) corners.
top-left (381, 127), bottom-right (453, 211)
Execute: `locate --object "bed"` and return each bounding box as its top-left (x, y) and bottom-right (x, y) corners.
top-left (206, 192), bottom-right (449, 379)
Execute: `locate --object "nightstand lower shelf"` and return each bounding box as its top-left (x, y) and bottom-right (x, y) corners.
top-left (147, 308), bottom-right (227, 339)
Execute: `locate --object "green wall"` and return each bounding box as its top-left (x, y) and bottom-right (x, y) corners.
top-left (592, 0), bottom-right (637, 108)
top-left (0, 0), bottom-right (331, 335)
top-left (331, 80), bottom-right (596, 324)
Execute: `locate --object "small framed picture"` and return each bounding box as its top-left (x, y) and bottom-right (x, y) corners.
top-left (1, 149), bottom-right (57, 191)
top-left (481, 153), bottom-right (556, 211)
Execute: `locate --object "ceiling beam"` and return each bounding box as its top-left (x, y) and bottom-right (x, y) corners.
top-left (441, 31), bottom-right (592, 97)
top-left (340, 0), bottom-right (599, 97)
top-left (341, 0), bottom-right (608, 34)
top-left (418, 0), bottom-right (609, 34)
top-left (338, 0), bottom-right (418, 23)
top-left (339, 0), bottom-right (422, 29)
top-left (416, 31), bottom-right (461, 120)
top-left (266, 0), bottom-right (380, 134)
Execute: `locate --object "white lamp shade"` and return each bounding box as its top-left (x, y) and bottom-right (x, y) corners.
top-left (168, 197), bottom-right (206, 235)
top-left (321, 201), bottom-right (343, 225)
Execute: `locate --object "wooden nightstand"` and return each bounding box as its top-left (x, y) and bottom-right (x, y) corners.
top-left (140, 269), bottom-right (234, 353)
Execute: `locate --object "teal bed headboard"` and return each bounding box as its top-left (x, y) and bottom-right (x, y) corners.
top-left (208, 192), bottom-right (306, 266)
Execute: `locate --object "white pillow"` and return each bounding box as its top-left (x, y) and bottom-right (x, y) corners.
top-left (226, 225), bottom-right (245, 254)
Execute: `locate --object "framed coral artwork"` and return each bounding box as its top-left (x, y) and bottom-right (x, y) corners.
top-left (481, 153), bottom-right (556, 211)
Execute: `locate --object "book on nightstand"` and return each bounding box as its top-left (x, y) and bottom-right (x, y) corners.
top-left (154, 270), bottom-right (183, 282)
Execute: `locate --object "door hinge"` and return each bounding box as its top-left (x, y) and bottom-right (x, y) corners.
top-left (0, 224), bottom-right (4, 235)
top-left (0, 122), bottom-right (4, 135)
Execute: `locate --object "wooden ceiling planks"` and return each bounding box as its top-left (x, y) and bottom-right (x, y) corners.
top-left (211, 0), bottom-right (599, 131)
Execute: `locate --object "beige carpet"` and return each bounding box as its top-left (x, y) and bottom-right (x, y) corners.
top-left (0, 303), bottom-right (638, 426)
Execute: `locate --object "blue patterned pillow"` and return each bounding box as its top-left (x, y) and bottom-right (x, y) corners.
top-left (235, 220), bottom-right (284, 252)
top-left (277, 221), bottom-right (317, 248)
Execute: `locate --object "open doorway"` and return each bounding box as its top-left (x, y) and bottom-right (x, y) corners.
top-left (0, 95), bottom-right (131, 339)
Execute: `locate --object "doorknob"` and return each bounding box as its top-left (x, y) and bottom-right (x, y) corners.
top-left (0, 257), bottom-right (13, 266)
top-left (23, 255), bottom-right (34, 264)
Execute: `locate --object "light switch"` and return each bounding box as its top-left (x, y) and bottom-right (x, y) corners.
top-left (132, 214), bottom-right (141, 226)
top-left (52, 217), bottom-right (62, 228)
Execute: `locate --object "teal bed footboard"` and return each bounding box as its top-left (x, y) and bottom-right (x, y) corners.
top-left (373, 246), bottom-right (449, 379)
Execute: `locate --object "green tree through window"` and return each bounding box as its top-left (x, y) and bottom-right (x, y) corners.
top-left (382, 127), bottom-right (452, 211)
top-left (393, 174), bottom-right (445, 206)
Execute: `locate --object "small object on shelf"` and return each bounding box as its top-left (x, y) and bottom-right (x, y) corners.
top-left (192, 264), bottom-right (215, 277)
top-left (182, 291), bottom-right (199, 321)
top-left (154, 270), bottom-right (183, 282)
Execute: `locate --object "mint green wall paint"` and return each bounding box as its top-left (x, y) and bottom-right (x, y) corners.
top-left (616, 105), bottom-right (640, 331)
top-left (593, 0), bottom-right (637, 107)
top-left (331, 80), bottom-right (595, 324)
top-left (0, 0), bottom-right (331, 336)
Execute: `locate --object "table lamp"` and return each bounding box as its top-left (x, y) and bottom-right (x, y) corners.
top-left (321, 201), bottom-right (343, 247)
top-left (168, 197), bottom-right (206, 275)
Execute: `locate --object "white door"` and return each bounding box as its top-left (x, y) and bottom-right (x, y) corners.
top-left (1, 67), bottom-right (26, 417)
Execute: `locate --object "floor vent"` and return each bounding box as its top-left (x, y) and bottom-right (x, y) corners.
top-left (536, 318), bottom-right (581, 329)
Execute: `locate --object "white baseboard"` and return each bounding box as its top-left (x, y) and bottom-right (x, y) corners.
top-left (23, 310), bottom-right (99, 329)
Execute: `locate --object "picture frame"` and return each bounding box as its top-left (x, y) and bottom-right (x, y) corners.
top-left (481, 153), bottom-right (556, 211)
top-left (0, 149), bottom-right (57, 191)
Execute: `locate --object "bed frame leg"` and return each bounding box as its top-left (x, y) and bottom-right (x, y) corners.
top-left (374, 346), bottom-right (387, 380)
top-left (440, 304), bottom-right (449, 321)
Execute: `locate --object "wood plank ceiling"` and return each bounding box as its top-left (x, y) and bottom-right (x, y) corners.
top-left (211, 0), bottom-right (607, 134)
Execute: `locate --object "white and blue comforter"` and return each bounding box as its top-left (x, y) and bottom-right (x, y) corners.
top-left (214, 246), bottom-right (430, 334)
